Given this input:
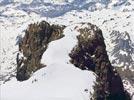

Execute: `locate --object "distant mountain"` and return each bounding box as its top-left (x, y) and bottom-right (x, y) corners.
top-left (1, 0), bottom-right (133, 17)
top-left (110, 30), bottom-right (134, 68)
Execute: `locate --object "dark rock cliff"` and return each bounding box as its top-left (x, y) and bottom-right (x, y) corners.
top-left (69, 23), bottom-right (130, 100)
top-left (16, 21), bottom-right (65, 81)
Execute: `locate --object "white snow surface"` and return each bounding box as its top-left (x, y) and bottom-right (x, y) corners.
top-left (41, 24), bottom-right (79, 65)
top-left (1, 64), bottom-right (96, 100)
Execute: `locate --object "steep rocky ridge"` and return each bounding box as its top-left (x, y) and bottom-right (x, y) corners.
top-left (16, 21), bottom-right (131, 99)
top-left (16, 21), bottom-right (65, 81)
top-left (69, 23), bottom-right (130, 100)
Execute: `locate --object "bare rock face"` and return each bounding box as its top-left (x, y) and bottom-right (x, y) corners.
top-left (69, 23), bottom-right (130, 100)
top-left (16, 21), bottom-right (65, 81)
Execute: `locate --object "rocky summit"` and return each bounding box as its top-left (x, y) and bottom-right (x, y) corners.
top-left (16, 21), bottom-right (65, 81)
top-left (16, 21), bottom-right (130, 100)
top-left (69, 23), bottom-right (131, 100)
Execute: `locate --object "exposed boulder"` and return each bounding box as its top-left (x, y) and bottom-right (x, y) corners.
top-left (69, 23), bottom-right (130, 100)
top-left (16, 21), bottom-right (65, 81)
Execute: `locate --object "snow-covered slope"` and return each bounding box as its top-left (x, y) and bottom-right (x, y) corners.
top-left (0, 0), bottom-right (134, 99)
top-left (1, 65), bottom-right (95, 100)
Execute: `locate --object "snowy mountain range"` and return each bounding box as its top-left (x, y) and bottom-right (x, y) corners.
top-left (0, 0), bottom-right (134, 100)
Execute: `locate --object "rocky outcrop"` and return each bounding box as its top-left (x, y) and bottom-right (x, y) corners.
top-left (16, 21), bottom-right (65, 81)
top-left (69, 23), bottom-right (130, 100)
top-left (16, 21), bottom-right (130, 99)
